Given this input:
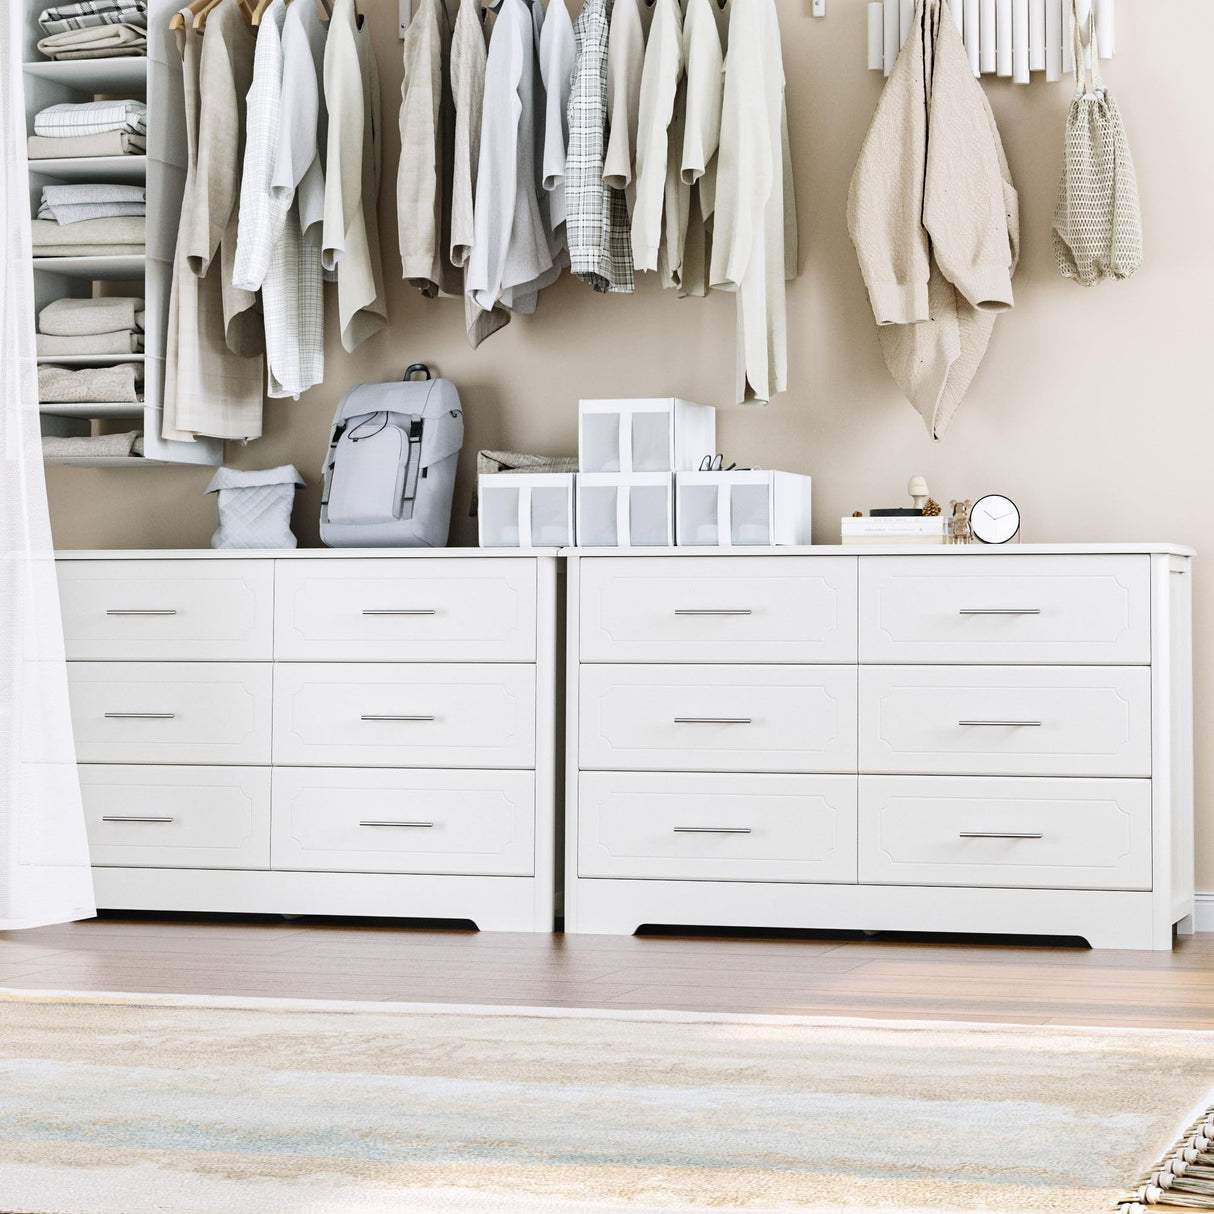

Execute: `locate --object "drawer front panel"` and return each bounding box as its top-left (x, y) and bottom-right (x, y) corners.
top-left (79, 765), bottom-right (270, 869)
top-left (58, 560), bottom-right (274, 661)
top-left (271, 768), bottom-right (535, 876)
top-left (859, 555), bottom-right (1151, 664)
top-left (579, 556), bottom-right (858, 663)
top-left (579, 665), bottom-right (857, 773)
top-left (68, 663), bottom-right (273, 764)
top-left (273, 664), bottom-right (536, 768)
top-left (578, 772), bottom-right (858, 882)
top-left (859, 666), bottom-right (1152, 777)
top-left (858, 776), bottom-right (1152, 890)
top-left (274, 559), bottom-right (538, 662)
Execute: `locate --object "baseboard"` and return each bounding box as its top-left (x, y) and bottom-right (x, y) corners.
top-left (1194, 892), bottom-right (1214, 931)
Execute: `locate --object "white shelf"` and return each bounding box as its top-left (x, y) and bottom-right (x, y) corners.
top-left (23, 57), bottom-right (148, 92)
top-left (36, 353), bottom-right (144, 365)
top-left (27, 155), bottom-right (147, 183)
top-left (32, 254), bottom-right (146, 279)
top-left (44, 454), bottom-right (167, 468)
top-left (39, 401), bottom-right (145, 419)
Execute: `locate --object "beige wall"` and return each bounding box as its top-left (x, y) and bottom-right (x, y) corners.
top-left (45, 2), bottom-right (1214, 884)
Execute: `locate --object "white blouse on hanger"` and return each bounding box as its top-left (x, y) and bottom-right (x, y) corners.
top-left (603, 0), bottom-right (644, 206)
top-left (539, 0), bottom-right (575, 242)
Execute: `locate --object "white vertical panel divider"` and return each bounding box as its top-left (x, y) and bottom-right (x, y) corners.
top-left (1046, 0), bottom-right (1063, 80)
top-left (1095, 0), bottom-right (1114, 57)
top-left (947, 0), bottom-right (964, 37)
top-left (1012, 0), bottom-right (1030, 81)
top-left (980, 0), bottom-right (997, 73)
top-left (883, 0), bottom-right (900, 74)
top-left (963, 0), bottom-right (981, 73)
top-left (867, 3), bottom-right (885, 70)
top-left (1029, 0), bottom-right (1046, 69)
top-left (996, 0), bottom-right (1014, 74)
top-left (1062, 0), bottom-right (1075, 71)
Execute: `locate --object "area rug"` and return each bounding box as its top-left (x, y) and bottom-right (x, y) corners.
top-left (0, 990), bottom-right (1211, 1214)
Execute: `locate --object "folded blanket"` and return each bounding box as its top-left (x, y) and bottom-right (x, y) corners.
top-left (37, 331), bottom-right (143, 355)
top-left (38, 182), bottom-right (146, 225)
top-left (27, 130), bottom-right (145, 158)
top-left (37, 201), bottom-right (146, 223)
top-left (34, 99), bottom-right (146, 138)
top-left (44, 431), bottom-right (142, 459)
top-left (38, 0), bottom-right (146, 34)
top-left (39, 296), bottom-right (144, 336)
top-left (37, 23), bottom-right (145, 57)
top-left (31, 216), bottom-right (146, 253)
top-left (39, 362), bottom-right (142, 404)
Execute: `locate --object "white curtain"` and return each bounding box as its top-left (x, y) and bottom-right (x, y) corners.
top-left (1, 0), bottom-right (96, 928)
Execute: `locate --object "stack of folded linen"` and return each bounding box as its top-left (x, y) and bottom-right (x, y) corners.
top-left (38, 362), bottom-right (143, 404)
top-left (43, 431), bottom-right (145, 459)
top-left (36, 0), bottom-right (147, 59)
top-left (37, 183), bottom-right (145, 224)
top-left (28, 98), bottom-right (147, 160)
top-left (31, 214), bottom-right (144, 256)
top-left (37, 296), bottom-right (145, 356)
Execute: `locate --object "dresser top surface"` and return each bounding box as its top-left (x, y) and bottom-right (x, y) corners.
top-left (55, 548), bottom-right (562, 560)
top-left (562, 544), bottom-right (1196, 558)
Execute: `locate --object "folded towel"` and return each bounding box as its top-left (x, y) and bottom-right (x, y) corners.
top-left (38, 183), bottom-right (146, 225)
top-left (34, 99), bottom-right (147, 138)
top-left (44, 431), bottom-right (141, 459)
top-left (37, 23), bottom-right (145, 57)
top-left (36, 331), bottom-right (143, 355)
top-left (37, 202), bottom-right (146, 224)
top-left (27, 130), bottom-right (145, 158)
top-left (31, 216), bottom-right (146, 252)
top-left (38, 0), bottom-right (146, 34)
top-left (39, 362), bottom-right (143, 404)
top-left (39, 296), bottom-right (144, 335)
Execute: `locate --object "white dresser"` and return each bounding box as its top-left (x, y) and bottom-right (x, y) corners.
top-left (57, 550), bottom-right (559, 932)
top-left (564, 546), bottom-right (1195, 950)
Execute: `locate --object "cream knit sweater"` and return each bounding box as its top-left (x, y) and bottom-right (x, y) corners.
top-left (847, 0), bottom-right (1018, 438)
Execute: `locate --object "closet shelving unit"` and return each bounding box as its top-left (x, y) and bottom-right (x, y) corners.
top-left (21, 0), bottom-right (221, 467)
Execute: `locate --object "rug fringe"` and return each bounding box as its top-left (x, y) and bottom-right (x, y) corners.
top-left (1119, 1110), bottom-right (1214, 1212)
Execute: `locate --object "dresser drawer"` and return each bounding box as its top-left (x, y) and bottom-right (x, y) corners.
top-left (68, 663), bottom-right (273, 764)
top-left (859, 555), bottom-right (1151, 664)
top-left (271, 768), bottom-right (535, 876)
top-left (579, 556), bottom-right (857, 663)
top-left (272, 664), bottom-right (536, 768)
top-left (578, 772), bottom-right (857, 882)
top-left (58, 560), bottom-right (274, 661)
top-left (858, 776), bottom-right (1152, 891)
top-left (859, 666), bottom-right (1152, 777)
top-left (579, 665), bottom-right (857, 773)
top-left (274, 559), bottom-right (538, 662)
top-left (80, 765), bottom-right (270, 869)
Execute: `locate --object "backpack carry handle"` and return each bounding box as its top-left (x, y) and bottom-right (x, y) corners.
top-left (403, 364), bottom-right (432, 382)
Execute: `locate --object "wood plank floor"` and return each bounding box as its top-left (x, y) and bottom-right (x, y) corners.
top-left (2, 914), bottom-right (1213, 1029)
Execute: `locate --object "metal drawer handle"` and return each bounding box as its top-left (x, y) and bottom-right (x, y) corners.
top-left (362, 609), bottom-right (438, 616)
top-left (674, 609), bottom-right (753, 617)
top-left (104, 712), bottom-right (176, 720)
top-left (101, 816), bottom-right (174, 824)
top-left (673, 716), bottom-right (754, 726)
top-left (958, 720), bottom-right (1043, 728)
top-left (958, 608), bottom-right (1042, 616)
top-left (959, 831), bottom-right (1044, 840)
top-left (359, 820), bottom-right (435, 829)
top-left (106, 609), bottom-right (177, 617)
top-left (673, 827), bottom-right (753, 835)
top-left (360, 714), bottom-right (435, 723)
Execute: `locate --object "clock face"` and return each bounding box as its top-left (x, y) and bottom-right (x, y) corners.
top-left (970, 494), bottom-right (1020, 545)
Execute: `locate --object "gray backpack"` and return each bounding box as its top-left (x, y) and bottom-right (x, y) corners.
top-left (320, 365), bottom-right (464, 548)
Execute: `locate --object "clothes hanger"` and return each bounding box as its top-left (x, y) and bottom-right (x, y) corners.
top-left (169, 0), bottom-right (210, 29)
top-left (251, 0), bottom-right (273, 23)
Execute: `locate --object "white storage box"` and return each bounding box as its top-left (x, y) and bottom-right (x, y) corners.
top-left (576, 473), bottom-right (675, 548)
top-left (579, 398), bottom-right (716, 474)
top-left (478, 473), bottom-right (576, 548)
top-left (676, 471), bottom-right (812, 547)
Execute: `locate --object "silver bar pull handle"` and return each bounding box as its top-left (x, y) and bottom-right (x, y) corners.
top-left (674, 609), bottom-right (753, 617)
top-left (106, 609), bottom-right (177, 617)
top-left (104, 712), bottom-right (176, 720)
top-left (673, 827), bottom-right (753, 835)
top-left (958, 608), bottom-right (1042, 616)
top-left (362, 609), bottom-right (438, 616)
top-left (360, 714), bottom-right (436, 723)
top-left (958, 720), bottom-right (1043, 728)
top-left (959, 831), bottom-right (1044, 840)
top-left (101, 816), bottom-right (174, 824)
top-left (359, 820), bottom-right (435, 829)
top-left (673, 717), bottom-right (753, 726)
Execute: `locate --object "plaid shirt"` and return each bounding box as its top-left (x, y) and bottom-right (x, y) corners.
top-left (38, 0), bottom-right (147, 35)
top-left (34, 99), bottom-right (147, 138)
top-left (565, 0), bottom-right (634, 293)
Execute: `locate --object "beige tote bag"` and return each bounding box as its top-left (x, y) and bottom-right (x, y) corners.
top-left (1051, 2), bottom-right (1143, 286)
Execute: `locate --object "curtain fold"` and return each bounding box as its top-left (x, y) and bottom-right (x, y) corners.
top-left (1, 0), bottom-right (97, 929)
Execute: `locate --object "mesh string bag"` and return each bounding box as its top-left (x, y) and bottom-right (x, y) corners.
top-left (1051, 1), bottom-right (1143, 286)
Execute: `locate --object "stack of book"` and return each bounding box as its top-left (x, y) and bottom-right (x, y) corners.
top-left (841, 515), bottom-right (948, 546)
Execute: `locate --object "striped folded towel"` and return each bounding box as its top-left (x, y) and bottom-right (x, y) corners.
top-left (37, 22), bottom-right (146, 58)
top-left (38, 0), bottom-right (147, 35)
top-left (39, 296), bottom-right (145, 336)
top-left (38, 182), bottom-right (146, 225)
top-left (34, 99), bottom-right (147, 139)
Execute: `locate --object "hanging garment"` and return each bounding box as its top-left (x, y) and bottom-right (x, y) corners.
top-left (538, 0), bottom-right (574, 250)
top-left (566, 0), bottom-right (632, 293)
top-left (450, 0), bottom-right (510, 347)
top-left (273, 0), bottom-right (327, 240)
top-left (323, 0), bottom-right (388, 352)
top-left (162, 6), bottom-right (264, 443)
top-left (848, 0), bottom-right (1018, 438)
top-left (466, 0), bottom-right (560, 317)
top-left (602, 0), bottom-right (643, 209)
top-left (711, 0), bottom-right (797, 404)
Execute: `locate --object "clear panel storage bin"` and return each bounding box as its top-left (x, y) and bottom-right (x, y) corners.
top-left (478, 473), bottom-right (575, 548)
top-left (578, 398), bottom-right (716, 474)
top-left (576, 473), bottom-right (675, 548)
top-left (675, 471), bottom-right (813, 547)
